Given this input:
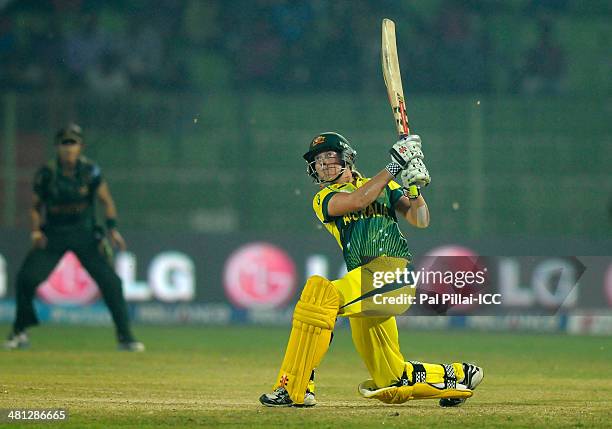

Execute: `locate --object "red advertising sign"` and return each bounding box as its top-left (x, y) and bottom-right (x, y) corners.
top-left (224, 242), bottom-right (297, 309)
top-left (37, 252), bottom-right (100, 305)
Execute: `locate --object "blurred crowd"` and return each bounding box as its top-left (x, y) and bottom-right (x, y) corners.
top-left (0, 0), bottom-right (593, 96)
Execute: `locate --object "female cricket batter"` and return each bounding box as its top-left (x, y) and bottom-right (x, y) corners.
top-left (4, 124), bottom-right (144, 352)
top-left (260, 132), bottom-right (482, 407)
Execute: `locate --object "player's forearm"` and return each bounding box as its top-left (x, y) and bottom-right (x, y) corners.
top-left (30, 208), bottom-right (43, 232)
top-left (97, 182), bottom-right (119, 227)
top-left (101, 200), bottom-right (120, 230)
top-left (405, 195), bottom-right (429, 228)
top-left (350, 169), bottom-right (394, 210)
top-left (102, 200), bottom-right (117, 220)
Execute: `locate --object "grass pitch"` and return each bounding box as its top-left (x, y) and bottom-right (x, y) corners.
top-left (1, 324), bottom-right (611, 428)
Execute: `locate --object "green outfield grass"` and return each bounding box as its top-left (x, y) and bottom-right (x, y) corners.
top-left (1, 324), bottom-right (611, 428)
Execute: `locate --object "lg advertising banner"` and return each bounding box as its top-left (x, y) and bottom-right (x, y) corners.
top-left (0, 228), bottom-right (346, 307)
top-left (0, 228), bottom-right (611, 333)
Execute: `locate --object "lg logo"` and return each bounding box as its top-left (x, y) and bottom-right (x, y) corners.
top-left (223, 243), bottom-right (296, 309)
top-left (0, 251), bottom-right (196, 304)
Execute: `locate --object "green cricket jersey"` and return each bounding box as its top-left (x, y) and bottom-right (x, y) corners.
top-left (33, 156), bottom-right (103, 232)
top-left (312, 176), bottom-right (412, 271)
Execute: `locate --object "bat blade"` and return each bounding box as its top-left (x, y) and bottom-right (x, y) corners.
top-left (381, 18), bottom-right (410, 137)
top-left (382, 18), bottom-right (419, 198)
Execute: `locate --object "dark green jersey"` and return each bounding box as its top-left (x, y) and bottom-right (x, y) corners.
top-left (312, 177), bottom-right (412, 271)
top-left (33, 156), bottom-right (103, 231)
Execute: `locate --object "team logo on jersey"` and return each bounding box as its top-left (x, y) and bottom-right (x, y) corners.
top-left (312, 135), bottom-right (326, 146)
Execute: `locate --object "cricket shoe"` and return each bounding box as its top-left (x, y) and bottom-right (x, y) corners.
top-left (299, 390), bottom-right (317, 407)
top-left (117, 340), bottom-right (145, 352)
top-left (439, 363), bottom-right (483, 407)
top-left (4, 331), bottom-right (30, 350)
top-left (259, 387), bottom-right (316, 407)
top-left (300, 377), bottom-right (317, 407)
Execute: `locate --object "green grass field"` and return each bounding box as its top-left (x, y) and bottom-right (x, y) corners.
top-left (1, 325), bottom-right (611, 428)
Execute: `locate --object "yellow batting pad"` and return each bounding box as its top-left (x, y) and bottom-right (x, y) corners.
top-left (358, 380), bottom-right (414, 404)
top-left (358, 379), bottom-right (472, 404)
top-left (274, 276), bottom-right (339, 404)
top-left (307, 379), bottom-right (316, 395)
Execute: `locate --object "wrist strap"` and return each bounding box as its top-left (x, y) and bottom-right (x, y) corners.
top-left (405, 185), bottom-right (420, 199)
top-left (385, 162), bottom-right (402, 178)
top-left (106, 218), bottom-right (117, 230)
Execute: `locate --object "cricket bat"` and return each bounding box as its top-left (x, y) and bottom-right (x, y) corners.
top-left (381, 18), bottom-right (410, 138)
top-left (381, 18), bottom-right (418, 197)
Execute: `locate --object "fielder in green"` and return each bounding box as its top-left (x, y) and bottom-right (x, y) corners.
top-left (260, 132), bottom-right (483, 407)
top-left (4, 123), bottom-right (144, 352)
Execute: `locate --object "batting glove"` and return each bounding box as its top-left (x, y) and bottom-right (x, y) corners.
top-left (389, 135), bottom-right (423, 168)
top-left (401, 158), bottom-right (431, 189)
